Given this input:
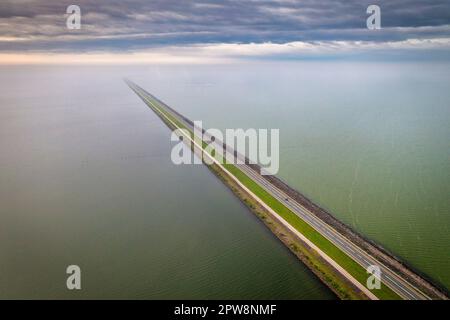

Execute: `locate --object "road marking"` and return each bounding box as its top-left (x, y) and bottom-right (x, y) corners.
top-left (128, 82), bottom-right (430, 300)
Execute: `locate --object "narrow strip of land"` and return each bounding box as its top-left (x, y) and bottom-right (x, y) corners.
top-left (126, 79), bottom-right (447, 300)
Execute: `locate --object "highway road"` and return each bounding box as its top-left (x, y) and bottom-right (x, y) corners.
top-left (127, 80), bottom-right (431, 300)
top-left (235, 164), bottom-right (428, 300)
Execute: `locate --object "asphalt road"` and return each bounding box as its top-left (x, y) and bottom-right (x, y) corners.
top-left (235, 164), bottom-right (428, 300)
top-left (127, 80), bottom-right (430, 300)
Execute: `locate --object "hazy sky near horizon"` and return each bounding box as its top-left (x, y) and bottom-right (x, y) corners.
top-left (0, 0), bottom-right (449, 63)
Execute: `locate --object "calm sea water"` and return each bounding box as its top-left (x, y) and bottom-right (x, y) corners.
top-left (0, 65), bottom-right (333, 299)
top-left (1, 62), bottom-right (449, 298)
top-left (128, 61), bottom-right (450, 290)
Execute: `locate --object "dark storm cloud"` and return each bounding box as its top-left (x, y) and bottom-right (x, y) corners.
top-left (0, 0), bottom-right (449, 52)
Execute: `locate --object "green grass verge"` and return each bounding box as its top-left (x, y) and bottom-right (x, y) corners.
top-left (134, 86), bottom-right (401, 300)
top-left (222, 163), bottom-right (400, 300)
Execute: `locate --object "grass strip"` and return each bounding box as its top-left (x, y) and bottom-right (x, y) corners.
top-left (134, 86), bottom-right (401, 300)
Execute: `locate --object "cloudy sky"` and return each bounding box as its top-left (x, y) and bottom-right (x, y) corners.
top-left (1, 0), bottom-right (449, 63)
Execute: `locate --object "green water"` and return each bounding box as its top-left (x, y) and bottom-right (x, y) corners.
top-left (131, 62), bottom-right (449, 290)
top-left (1, 61), bottom-right (449, 299)
top-left (0, 66), bottom-right (333, 299)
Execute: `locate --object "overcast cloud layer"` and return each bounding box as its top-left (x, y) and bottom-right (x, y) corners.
top-left (1, 0), bottom-right (449, 62)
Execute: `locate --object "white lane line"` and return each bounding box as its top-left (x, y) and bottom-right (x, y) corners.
top-left (234, 161), bottom-right (428, 299)
top-left (132, 87), bottom-right (379, 300)
top-left (131, 83), bottom-right (428, 300)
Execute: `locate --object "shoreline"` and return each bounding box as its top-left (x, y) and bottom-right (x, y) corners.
top-left (127, 81), bottom-right (372, 299)
top-left (251, 165), bottom-right (449, 299)
top-left (208, 161), bottom-right (369, 299)
top-left (127, 79), bottom-right (448, 300)
top-left (153, 89), bottom-right (448, 299)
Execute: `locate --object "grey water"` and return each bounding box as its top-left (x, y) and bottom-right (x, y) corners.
top-left (1, 61), bottom-right (449, 298)
top-left (0, 65), bottom-right (334, 299)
